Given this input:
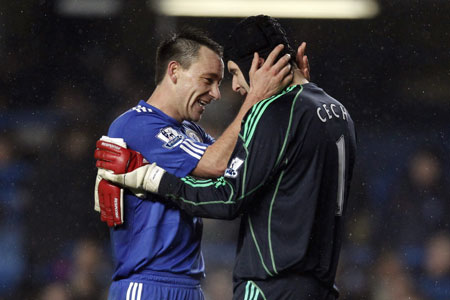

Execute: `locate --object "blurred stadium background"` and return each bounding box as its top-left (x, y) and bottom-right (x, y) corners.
top-left (1, 1), bottom-right (449, 299)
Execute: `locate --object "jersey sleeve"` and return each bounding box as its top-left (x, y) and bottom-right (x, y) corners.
top-left (157, 93), bottom-right (300, 219)
top-left (109, 114), bottom-right (210, 178)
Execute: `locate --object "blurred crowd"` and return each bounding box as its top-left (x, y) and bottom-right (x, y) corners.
top-left (1, 2), bottom-right (449, 300)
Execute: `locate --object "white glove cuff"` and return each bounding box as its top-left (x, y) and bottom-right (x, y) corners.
top-left (143, 164), bottom-right (166, 193)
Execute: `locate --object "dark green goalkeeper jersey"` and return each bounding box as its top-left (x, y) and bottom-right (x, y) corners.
top-left (158, 83), bottom-right (356, 292)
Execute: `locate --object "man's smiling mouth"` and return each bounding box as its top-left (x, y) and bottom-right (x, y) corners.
top-left (198, 99), bottom-right (209, 107)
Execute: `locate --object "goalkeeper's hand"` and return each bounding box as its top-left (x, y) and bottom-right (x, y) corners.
top-left (98, 163), bottom-right (166, 194)
top-left (95, 139), bottom-right (148, 173)
top-left (94, 136), bottom-right (148, 227)
top-left (94, 176), bottom-right (124, 227)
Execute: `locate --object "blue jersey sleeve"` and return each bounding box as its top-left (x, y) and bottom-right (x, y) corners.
top-left (108, 111), bottom-right (211, 178)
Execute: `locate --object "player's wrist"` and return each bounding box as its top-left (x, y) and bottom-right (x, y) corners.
top-left (142, 163), bottom-right (166, 193)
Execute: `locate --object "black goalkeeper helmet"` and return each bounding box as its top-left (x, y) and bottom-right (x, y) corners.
top-left (224, 15), bottom-right (296, 84)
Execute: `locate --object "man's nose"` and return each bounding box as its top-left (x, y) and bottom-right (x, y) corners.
top-left (232, 77), bottom-right (240, 93)
top-left (210, 84), bottom-right (221, 100)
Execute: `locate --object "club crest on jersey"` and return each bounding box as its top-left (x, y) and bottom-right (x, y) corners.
top-left (224, 157), bottom-right (244, 178)
top-left (185, 128), bottom-right (202, 143)
top-left (157, 127), bottom-right (184, 149)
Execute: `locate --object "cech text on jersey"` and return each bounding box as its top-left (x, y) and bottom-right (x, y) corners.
top-left (316, 104), bottom-right (349, 123)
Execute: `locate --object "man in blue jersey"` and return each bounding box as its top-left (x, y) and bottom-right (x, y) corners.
top-left (97, 27), bottom-right (297, 300)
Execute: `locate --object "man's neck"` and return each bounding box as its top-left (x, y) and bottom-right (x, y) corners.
top-left (290, 68), bottom-right (309, 86)
top-left (146, 84), bottom-right (182, 122)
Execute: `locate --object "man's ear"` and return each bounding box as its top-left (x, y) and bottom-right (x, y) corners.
top-left (167, 61), bottom-right (179, 83)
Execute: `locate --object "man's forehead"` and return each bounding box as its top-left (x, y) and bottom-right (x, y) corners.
top-left (196, 52), bottom-right (224, 77)
top-left (227, 60), bottom-right (240, 73)
top-left (197, 46), bottom-right (222, 61)
top-left (202, 71), bottom-right (223, 79)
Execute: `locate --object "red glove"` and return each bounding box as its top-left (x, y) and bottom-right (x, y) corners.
top-left (94, 139), bottom-right (148, 227)
top-left (95, 140), bottom-right (147, 174)
top-left (98, 179), bottom-right (123, 227)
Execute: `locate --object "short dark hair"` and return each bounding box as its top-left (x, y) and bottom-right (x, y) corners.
top-left (154, 27), bottom-right (223, 85)
top-left (224, 15), bottom-right (296, 83)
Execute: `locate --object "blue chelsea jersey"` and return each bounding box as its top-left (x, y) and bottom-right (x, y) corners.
top-left (107, 100), bottom-right (215, 280)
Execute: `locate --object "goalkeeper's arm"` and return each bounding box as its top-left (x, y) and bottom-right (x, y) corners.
top-left (98, 163), bottom-right (246, 220)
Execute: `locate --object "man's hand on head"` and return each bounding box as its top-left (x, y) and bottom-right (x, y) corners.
top-left (247, 44), bottom-right (294, 102)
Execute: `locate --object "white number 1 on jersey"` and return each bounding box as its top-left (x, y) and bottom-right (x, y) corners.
top-left (335, 135), bottom-right (345, 216)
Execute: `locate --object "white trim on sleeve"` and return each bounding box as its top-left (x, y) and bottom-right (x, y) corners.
top-left (180, 144), bottom-right (202, 160)
top-left (184, 138), bottom-right (207, 150)
top-left (182, 140), bottom-right (206, 155)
